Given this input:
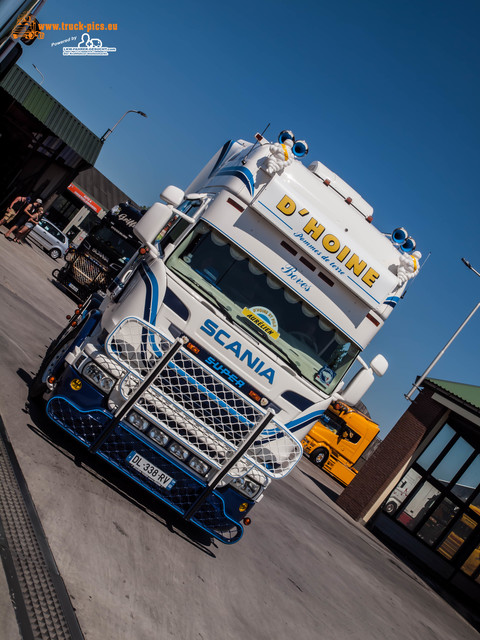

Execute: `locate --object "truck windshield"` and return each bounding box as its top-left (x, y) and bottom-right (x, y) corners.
top-left (91, 226), bottom-right (138, 265)
top-left (166, 223), bottom-right (360, 393)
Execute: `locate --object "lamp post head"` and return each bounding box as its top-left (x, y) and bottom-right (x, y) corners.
top-left (462, 257), bottom-right (480, 278)
top-left (100, 109), bottom-right (148, 142)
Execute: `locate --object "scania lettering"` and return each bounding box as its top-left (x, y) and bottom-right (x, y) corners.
top-left (31, 129), bottom-right (422, 543)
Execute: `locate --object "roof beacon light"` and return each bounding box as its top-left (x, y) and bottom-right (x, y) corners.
top-left (292, 140), bottom-right (309, 158)
top-left (391, 227), bottom-right (408, 245)
top-left (401, 237), bottom-right (416, 254)
top-left (278, 130), bottom-right (295, 144)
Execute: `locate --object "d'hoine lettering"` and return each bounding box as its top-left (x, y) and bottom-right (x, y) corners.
top-left (276, 195), bottom-right (379, 288)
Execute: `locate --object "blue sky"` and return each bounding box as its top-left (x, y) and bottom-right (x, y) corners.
top-left (17, 0), bottom-right (480, 437)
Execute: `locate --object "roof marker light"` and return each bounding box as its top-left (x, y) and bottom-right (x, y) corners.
top-left (366, 313), bottom-right (380, 326)
top-left (227, 198), bottom-right (244, 212)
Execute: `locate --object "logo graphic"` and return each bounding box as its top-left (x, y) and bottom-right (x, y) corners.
top-left (242, 306), bottom-right (280, 340)
top-left (11, 12), bottom-right (44, 41)
top-left (315, 366), bottom-right (335, 387)
top-left (63, 33), bottom-right (116, 56)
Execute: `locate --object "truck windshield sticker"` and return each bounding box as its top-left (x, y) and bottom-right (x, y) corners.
top-left (315, 366), bottom-right (335, 387)
top-left (242, 306), bottom-right (280, 340)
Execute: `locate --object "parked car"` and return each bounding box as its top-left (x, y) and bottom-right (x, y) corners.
top-left (29, 218), bottom-right (69, 259)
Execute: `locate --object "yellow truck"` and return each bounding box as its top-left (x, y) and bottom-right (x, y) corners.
top-left (301, 401), bottom-right (380, 486)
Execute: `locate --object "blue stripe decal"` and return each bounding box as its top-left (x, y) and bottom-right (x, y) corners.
top-left (208, 140), bottom-right (234, 178)
top-left (285, 409), bottom-right (325, 433)
top-left (257, 200), bottom-right (293, 229)
top-left (139, 264), bottom-right (153, 322)
top-left (384, 296), bottom-right (399, 308)
top-left (139, 263), bottom-right (163, 360)
top-left (139, 265), bottom-right (153, 363)
top-left (346, 275), bottom-right (381, 304)
top-left (216, 166), bottom-right (254, 195)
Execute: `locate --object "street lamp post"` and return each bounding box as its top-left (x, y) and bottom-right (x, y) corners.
top-left (405, 258), bottom-right (480, 401)
top-left (100, 110), bottom-right (147, 142)
top-left (32, 64), bottom-right (44, 85)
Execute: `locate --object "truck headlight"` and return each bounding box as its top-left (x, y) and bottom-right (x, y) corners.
top-left (168, 441), bottom-right (189, 461)
top-left (148, 427), bottom-right (169, 447)
top-left (188, 457), bottom-right (210, 476)
top-left (82, 362), bottom-right (115, 393)
top-left (127, 411), bottom-right (150, 432)
top-left (230, 476), bottom-right (262, 499)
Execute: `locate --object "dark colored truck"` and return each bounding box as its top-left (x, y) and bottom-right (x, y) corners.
top-left (53, 202), bottom-right (144, 301)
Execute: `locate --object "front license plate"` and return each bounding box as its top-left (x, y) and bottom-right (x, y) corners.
top-left (127, 452), bottom-right (176, 490)
top-left (68, 283), bottom-right (79, 292)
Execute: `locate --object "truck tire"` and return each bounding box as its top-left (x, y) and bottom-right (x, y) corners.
top-left (384, 500), bottom-right (398, 515)
top-left (29, 322), bottom-right (83, 401)
top-left (310, 447), bottom-right (329, 468)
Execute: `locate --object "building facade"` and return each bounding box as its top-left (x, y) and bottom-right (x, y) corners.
top-left (47, 167), bottom-right (140, 245)
top-left (0, 65), bottom-right (102, 212)
top-left (337, 378), bottom-right (480, 604)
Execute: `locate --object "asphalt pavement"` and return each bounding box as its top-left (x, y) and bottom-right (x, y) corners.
top-left (0, 228), bottom-right (478, 640)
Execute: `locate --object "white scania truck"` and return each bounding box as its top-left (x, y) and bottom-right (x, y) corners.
top-left (31, 130), bottom-right (421, 543)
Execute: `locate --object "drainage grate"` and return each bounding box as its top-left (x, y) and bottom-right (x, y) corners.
top-left (0, 416), bottom-right (83, 639)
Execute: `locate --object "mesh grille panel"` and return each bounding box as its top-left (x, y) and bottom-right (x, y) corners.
top-left (46, 395), bottom-right (242, 543)
top-left (71, 253), bottom-right (107, 286)
top-left (105, 318), bottom-right (302, 478)
top-left (47, 396), bottom-right (110, 444)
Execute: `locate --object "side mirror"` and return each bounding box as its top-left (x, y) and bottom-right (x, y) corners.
top-left (339, 354), bottom-right (388, 406)
top-left (160, 185), bottom-right (185, 208)
top-left (133, 202), bottom-right (174, 245)
top-left (370, 354), bottom-right (388, 376)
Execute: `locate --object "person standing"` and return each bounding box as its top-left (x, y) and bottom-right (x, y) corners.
top-left (0, 195), bottom-right (31, 229)
top-left (6, 198), bottom-right (42, 242)
top-left (14, 206), bottom-right (44, 243)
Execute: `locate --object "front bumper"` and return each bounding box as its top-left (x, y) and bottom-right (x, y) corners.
top-left (46, 368), bottom-right (251, 544)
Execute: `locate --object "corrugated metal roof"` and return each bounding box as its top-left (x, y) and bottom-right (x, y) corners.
top-left (426, 378), bottom-right (480, 413)
top-left (73, 167), bottom-right (140, 211)
top-left (0, 65), bottom-right (102, 165)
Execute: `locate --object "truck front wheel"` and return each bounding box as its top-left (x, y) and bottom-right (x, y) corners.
top-left (310, 447), bottom-right (329, 468)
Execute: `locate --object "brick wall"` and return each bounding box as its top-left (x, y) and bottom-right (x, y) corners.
top-left (336, 388), bottom-right (447, 521)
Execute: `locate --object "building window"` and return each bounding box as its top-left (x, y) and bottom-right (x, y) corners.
top-left (452, 455), bottom-right (480, 502)
top-left (382, 417), bottom-right (480, 581)
top-left (416, 423), bottom-right (455, 470)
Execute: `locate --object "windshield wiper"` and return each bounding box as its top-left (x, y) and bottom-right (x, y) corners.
top-left (235, 316), bottom-right (302, 376)
top-left (269, 342), bottom-right (303, 376)
top-left (187, 279), bottom-right (236, 324)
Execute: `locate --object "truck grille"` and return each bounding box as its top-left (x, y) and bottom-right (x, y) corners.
top-left (71, 253), bottom-right (107, 287)
top-left (105, 317), bottom-right (301, 479)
